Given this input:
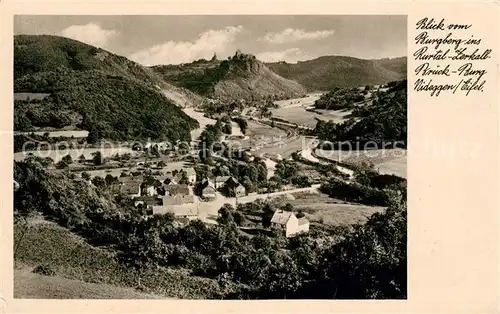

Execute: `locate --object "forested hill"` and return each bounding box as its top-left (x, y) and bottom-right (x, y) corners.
top-left (315, 80), bottom-right (407, 148)
top-left (14, 35), bottom-right (199, 142)
top-left (266, 56), bottom-right (407, 92)
top-left (152, 51), bottom-right (307, 102)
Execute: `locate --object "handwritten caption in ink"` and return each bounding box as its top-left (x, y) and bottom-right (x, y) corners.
top-left (413, 18), bottom-right (491, 97)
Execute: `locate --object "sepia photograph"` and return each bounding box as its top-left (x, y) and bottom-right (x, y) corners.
top-left (13, 15), bottom-right (407, 300)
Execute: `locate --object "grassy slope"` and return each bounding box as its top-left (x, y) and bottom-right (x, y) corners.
top-left (14, 35), bottom-right (199, 140)
top-left (15, 268), bottom-right (164, 299)
top-left (14, 218), bottom-right (239, 299)
top-left (266, 56), bottom-right (407, 91)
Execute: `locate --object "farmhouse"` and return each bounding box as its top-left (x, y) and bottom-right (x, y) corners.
top-left (215, 176), bottom-right (231, 188)
top-left (234, 184), bottom-right (246, 197)
top-left (200, 178), bottom-right (216, 199)
top-left (219, 176), bottom-right (246, 197)
top-left (270, 210), bottom-right (310, 237)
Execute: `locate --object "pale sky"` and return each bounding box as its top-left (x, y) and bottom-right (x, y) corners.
top-left (15, 15), bottom-right (407, 66)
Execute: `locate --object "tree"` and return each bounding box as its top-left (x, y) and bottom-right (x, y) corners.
top-left (221, 115), bottom-right (231, 123)
top-left (55, 159), bottom-right (69, 169)
top-left (217, 204), bottom-right (235, 225)
top-left (178, 171), bottom-right (189, 185)
top-left (81, 172), bottom-right (91, 181)
top-left (317, 200), bottom-right (407, 299)
top-left (61, 154), bottom-right (73, 165)
top-left (223, 123), bottom-right (232, 135)
top-left (105, 174), bottom-right (117, 186)
top-left (78, 154), bottom-right (86, 163)
top-left (91, 151), bottom-right (103, 166)
top-left (42, 157), bottom-right (54, 167)
top-left (233, 211), bottom-right (245, 226)
top-left (90, 176), bottom-right (106, 190)
top-left (282, 203), bottom-right (293, 212)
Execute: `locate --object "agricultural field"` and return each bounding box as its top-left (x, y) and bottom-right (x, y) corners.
top-left (289, 191), bottom-right (385, 226)
top-left (315, 148), bottom-right (407, 178)
top-left (271, 106), bottom-right (350, 128)
top-left (270, 92), bottom-right (351, 128)
top-left (252, 135), bottom-right (304, 159)
top-left (226, 120), bottom-right (288, 151)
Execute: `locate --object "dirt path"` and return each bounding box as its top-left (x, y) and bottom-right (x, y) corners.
top-left (198, 185), bottom-right (321, 224)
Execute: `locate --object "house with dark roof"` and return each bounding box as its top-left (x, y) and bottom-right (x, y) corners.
top-left (200, 178), bottom-right (216, 200)
top-left (217, 176), bottom-right (245, 197)
top-left (215, 176), bottom-right (231, 188)
top-left (270, 210), bottom-right (309, 237)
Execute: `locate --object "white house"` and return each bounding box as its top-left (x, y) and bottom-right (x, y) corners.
top-left (142, 184), bottom-right (157, 197)
top-left (153, 195), bottom-right (198, 220)
top-left (270, 210), bottom-right (310, 237)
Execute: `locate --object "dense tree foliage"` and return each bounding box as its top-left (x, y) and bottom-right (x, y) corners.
top-left (315, 80), bottom-right (407, 148)
top-left (14, 159), bottom-right (406, 299)
top-left (314, 87), bottom-right (365, 110)
top-left (14, 35), bottom-right (199, 142)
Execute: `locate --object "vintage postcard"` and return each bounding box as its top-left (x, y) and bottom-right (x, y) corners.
top-left (0, 1), bottom-right (498, 313)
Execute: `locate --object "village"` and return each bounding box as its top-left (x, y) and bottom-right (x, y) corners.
top-left (15, 82), bottom-right (405, 239)
top-left (12, 17), bottom-right (411, 300)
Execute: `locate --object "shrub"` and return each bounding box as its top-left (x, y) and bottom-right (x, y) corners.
top-left (32, 264), bottom-right (56, 276)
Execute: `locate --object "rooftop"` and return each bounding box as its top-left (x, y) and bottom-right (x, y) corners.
top-left (165, 184), bottom-right (190, 196)
top-left (120, 182), bottom-right (141, 195)
top-left (270, 210), bottom-right (294, 225)
top-left (162, 194), bottom-right (196, 206)
top-left (298, 217), bottom-right (309, 226)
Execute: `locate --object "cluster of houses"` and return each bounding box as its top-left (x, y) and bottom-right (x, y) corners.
top-left (110, 165), bottom-right (310, 237)
top-left (115, 167), bottom-right (249, 223)
top-left (199, 175), bottom-right (246, 200)
top-left (118, 167), bottom-right (199, 220)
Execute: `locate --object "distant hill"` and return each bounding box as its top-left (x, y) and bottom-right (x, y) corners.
top-left (266, 56), bottom-right (407, 92)
top-left (152, 51), bottom-right (307, 102)
top-left (14, 35), bottom-right (199, 142)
